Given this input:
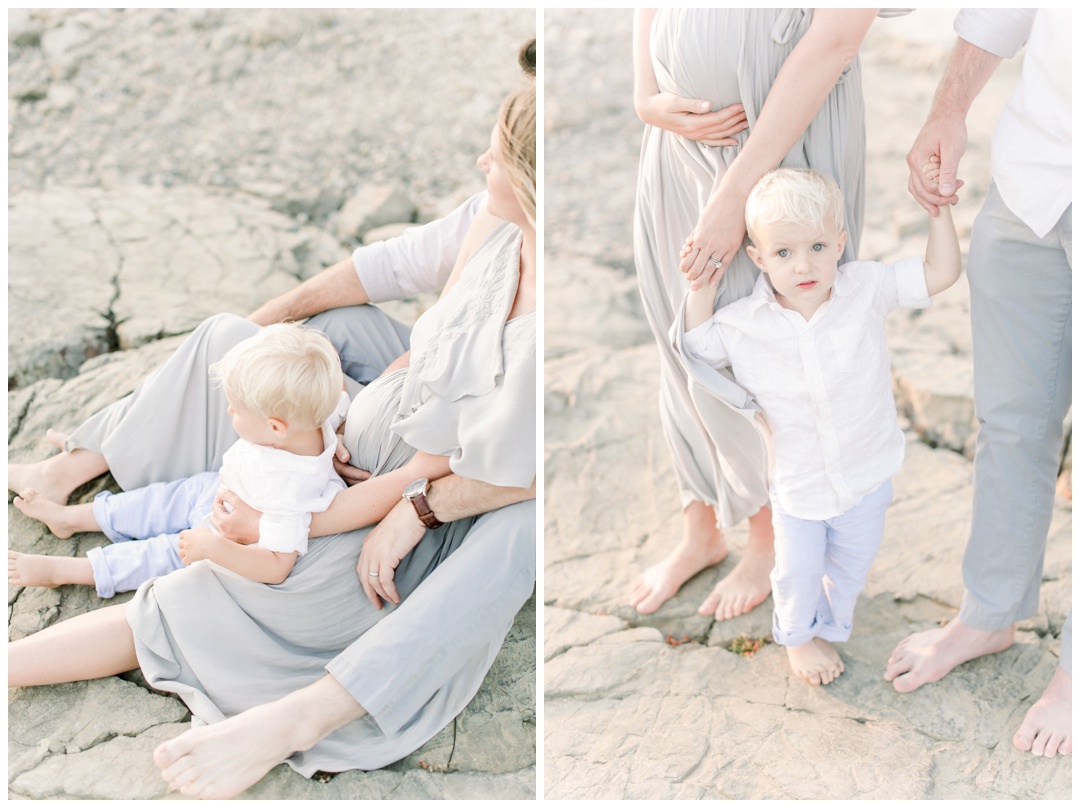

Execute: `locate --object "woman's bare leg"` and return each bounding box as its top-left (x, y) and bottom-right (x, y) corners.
top-left (697, 504), bottom-right (775, 620)
top-left (8, 604), bottom-right (138, 688)
top-left (8, 446), bottom-right (110, 505)
top-left (629, 500), bottom-right (728, 614)
top-left (154, 674), bottom-right (366, 799)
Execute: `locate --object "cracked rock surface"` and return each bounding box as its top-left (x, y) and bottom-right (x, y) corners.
top-left (544, 9), bottom-right (1070, 800)
top-left (8, 8), bottom-right (535, 800)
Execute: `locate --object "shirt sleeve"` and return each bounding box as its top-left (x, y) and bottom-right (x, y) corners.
top-left (683, 317), bottom-right (732, 370)
top-left (352, 192), bottom-right (487, 302)
top-left (954, 9), bottom-right (1036, 58)
top-left (876, 256), bottom-right (932, 313)
top-left (257, 511), bottom-right (310, 555)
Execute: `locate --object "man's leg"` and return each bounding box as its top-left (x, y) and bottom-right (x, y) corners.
top-left (887, 187), bottom-right (1072, 691)
top-left (305, 306), bottom-right (411, 394)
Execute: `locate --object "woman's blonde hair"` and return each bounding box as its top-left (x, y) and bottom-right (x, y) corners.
top-left (210, 323), bottom-right (342, 430)
top-left (745, 167), bottom-right (845, 243)
top-left (497, 84), bottom-right (536, 229)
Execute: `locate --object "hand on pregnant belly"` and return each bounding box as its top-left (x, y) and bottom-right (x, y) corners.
top-left (638, 93), bottom-right (747, 146)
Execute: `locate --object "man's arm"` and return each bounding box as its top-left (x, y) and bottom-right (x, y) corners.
top-left (248, 257), bottom-right (369, 326)
top-left (906, 39), bottom-right (1003, 214)
top-left (358, 472), bottom-right (535, 609)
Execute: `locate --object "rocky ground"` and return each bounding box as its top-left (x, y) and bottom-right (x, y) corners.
top-left (544, 9), bottom-right (1071, 800)
top-left (7, 8), bottom-right (536, 800)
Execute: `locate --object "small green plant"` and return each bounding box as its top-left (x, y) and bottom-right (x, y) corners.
top-left (726, 634), bottom-right (770, 657)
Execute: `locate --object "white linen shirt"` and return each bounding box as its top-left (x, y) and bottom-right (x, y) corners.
top-left (954, 9), bottom-right (1071, 238)
top-left (683, 258), bottom-right (931, 521)
top-left (217, 392), bottom-right (349, 555)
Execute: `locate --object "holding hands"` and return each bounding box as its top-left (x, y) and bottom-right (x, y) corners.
top-left (678, 187), bottom-right (748, 291)
top-left (906, 113), bottom-right (965, 215)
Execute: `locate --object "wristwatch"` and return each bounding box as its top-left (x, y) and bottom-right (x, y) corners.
top-left (403, 478), bottom-right (443, 529)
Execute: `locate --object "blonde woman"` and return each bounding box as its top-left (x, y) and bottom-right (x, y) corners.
top-left (9, 83), bottom-right (536, 798)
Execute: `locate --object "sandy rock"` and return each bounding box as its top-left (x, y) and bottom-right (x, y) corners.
top-left (7, 187), bottom-right (340, 389)
top-left (8, 10), bottom-right (44, 48)
top-left (337, 186), bottom-right (418, 243)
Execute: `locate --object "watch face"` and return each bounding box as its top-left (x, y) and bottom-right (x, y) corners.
top-left (404, 478), bottom-right (428, 499)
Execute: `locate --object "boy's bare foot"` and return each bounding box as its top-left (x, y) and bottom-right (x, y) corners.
top-left (13, 489), bottom-right (81, 538)
top-left (1013, 666), bottom-right (1072, 757)
top-left (629, 502), bottom-right (727, 614)
top-left (9, 551), bottom-right (95, 589)
top-left (884, 618), bottom-right (1014, 693)
top-left (787, 637), bottom-right (844, 685)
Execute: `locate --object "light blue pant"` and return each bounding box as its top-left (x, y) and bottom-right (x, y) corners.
top-left (770, 481), bottom-right (893, 647)
top-left (87, 471), bottom-right (220, 598)
top-left (962, 183), bottom-right (1071, 673)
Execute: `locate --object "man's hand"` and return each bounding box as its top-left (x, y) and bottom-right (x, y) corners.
top-left (178, 526), bottom-right (223, 565)
top-left (637, 94), bottom-right (748, 147)
top-left (355, 499), bottom-right (427, 609)
top-left (907, 113), bottom-right (967, 215)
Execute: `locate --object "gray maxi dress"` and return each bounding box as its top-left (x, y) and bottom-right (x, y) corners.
top-left (65, 222), bottom-right (536, 774)
top-left (634, 9), bottom-right (869, 527)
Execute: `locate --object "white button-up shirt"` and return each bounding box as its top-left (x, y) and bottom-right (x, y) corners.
top-left (683, 258), bottom-right (931, 521)
top-left (955, 9), bottom-right (1071, 238)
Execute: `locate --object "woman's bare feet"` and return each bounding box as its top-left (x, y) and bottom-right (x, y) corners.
top-left (884, 618), bottom-right (1015, 693)
top-left (8, 443), bottom-right (109, 505)
top-left (12, 490), bottom-right (97, 539)
top-left (9, 551), bottom-right (95, 589)
top-left (787, 637), bottom-right (844, 685)
top-left (1013, 665), bottom-right (1072, 757)
top-left (629, 501), bottom-right (727, 614)
top-left (697, 505), bottom-right (775, 620)
top-left (46, 428), bottom-right (69, 450)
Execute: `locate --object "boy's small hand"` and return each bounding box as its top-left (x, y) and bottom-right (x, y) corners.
top-left (178, 526), bottom-right (221, 565)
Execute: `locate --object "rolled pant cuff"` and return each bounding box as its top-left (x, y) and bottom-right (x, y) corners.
top-left (958, 591), bottom-right (1030, 632)
top-left (86, 547), bottom-right (117, 599)
top-left (92, 492), bottom-right (127, 544)
top-left (324, 657), bottom-right (402, 736)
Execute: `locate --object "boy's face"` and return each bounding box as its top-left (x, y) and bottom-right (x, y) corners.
top-left (746, 218), bottom-right (847, 320)
top-left (227, 397), bottom-right (281, 446)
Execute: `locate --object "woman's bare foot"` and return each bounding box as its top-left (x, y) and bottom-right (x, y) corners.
top-left (46, 429), bottom-right (69, 450)
top-left (8, 444), bottom-right (109, 505)
top-left (629, 501), bottom-right (727, 614)
top-left (1013, 666), bottom-right (1072, 757)
top-left (787, 637), bottom-right (844, 685)
top-left (12, 489), bottom-right (95, 539)
top-left (884, 618), bottom-right (1015, 693)
top-left (9, 551), bottom-right (95, 589)
top-left (698, 505), bottom-right (775, 620)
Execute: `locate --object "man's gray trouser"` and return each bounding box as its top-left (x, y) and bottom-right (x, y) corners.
top-left (961, 182), bottom-right (1071, 671)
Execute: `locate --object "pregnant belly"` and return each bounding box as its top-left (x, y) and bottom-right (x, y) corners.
top-left (651, 8), bottom-right (745, 110)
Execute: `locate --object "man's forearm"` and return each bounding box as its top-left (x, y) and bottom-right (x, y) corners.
top-left (248, 257), bottom-right (370, 326)
top-left (929, 37), bottom-right (1003, 121)
top-left (426, 473), bottom-right (536, 524)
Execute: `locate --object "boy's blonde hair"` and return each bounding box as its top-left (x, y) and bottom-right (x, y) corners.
top-left (210, 323), bottom-right (342, 430)
top-left (745, 167), bottom-right (845, 244)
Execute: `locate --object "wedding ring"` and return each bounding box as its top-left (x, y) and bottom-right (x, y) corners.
top-left (709, 257), bottom-right (722, 268)
top-left (368, 571), bottom-right (380, 577)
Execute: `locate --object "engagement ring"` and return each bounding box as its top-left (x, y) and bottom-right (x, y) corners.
top-left (709, 257), bottom-right (722, 268)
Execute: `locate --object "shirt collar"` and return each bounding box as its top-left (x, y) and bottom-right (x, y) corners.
top-left (746, 263), bottom-right (856, 314)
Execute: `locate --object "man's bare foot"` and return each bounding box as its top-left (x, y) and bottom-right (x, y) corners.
top-left (787, 637), bottom-right (844, 685)
top-left (629, 501), bottom-right (727, 614)
top-left (698, 505), bottom-right (774, 620)
top-left (12, 489), bottom-right (82, 538)
top-left (8, 551), bottom-right (95, 589)
top-left (9, 441), bottom-right (108, 505)
top-left (1013, 666), bottom-right (1072, 757)
top-left (884, 618), bottom-right (1015, 693)
top-left (154, 703), bottom-right (297, 799)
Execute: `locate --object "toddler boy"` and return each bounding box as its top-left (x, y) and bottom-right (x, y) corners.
top-left (679, 166), bottom-right (960, 685)
top-left (10, 322), bottom-right (349, 593)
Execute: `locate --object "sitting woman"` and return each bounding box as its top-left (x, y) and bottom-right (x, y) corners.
top-left (8, 81), bottom-right (536, 800)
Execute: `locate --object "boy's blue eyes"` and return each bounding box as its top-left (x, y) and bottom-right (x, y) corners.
top-left (812, 243), bottom-right (824, 252)
top-left (778, 249), bottom-right (789, 257)
top-left (776, 244), bottom-right (825, 257)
